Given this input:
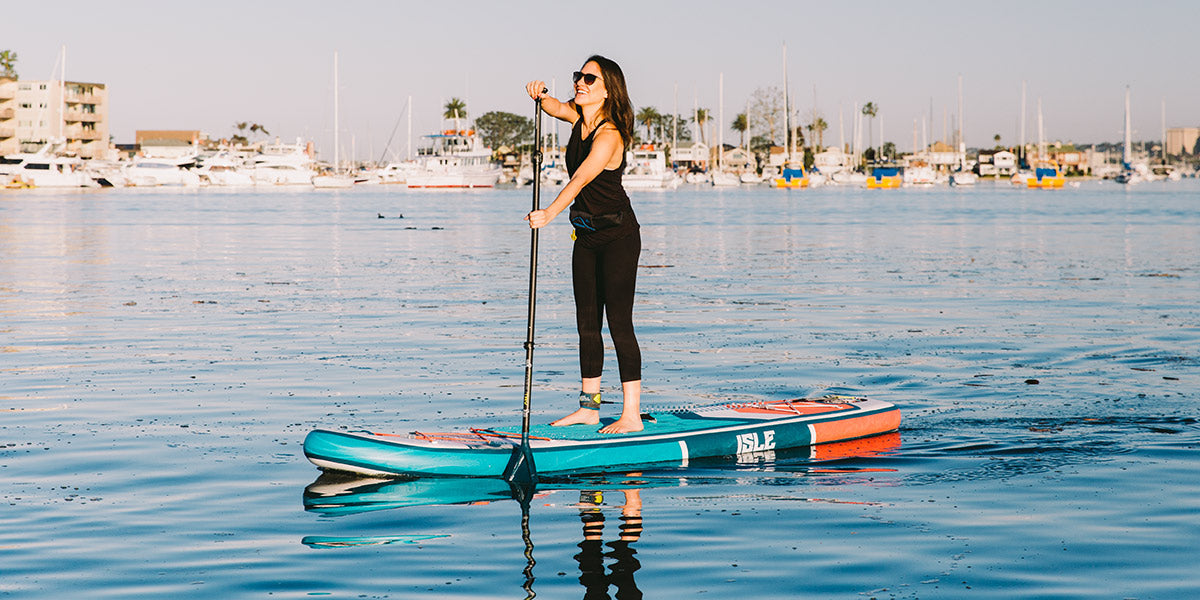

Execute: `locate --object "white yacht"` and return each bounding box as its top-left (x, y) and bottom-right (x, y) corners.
top-left (124, 155), bottom-right (202, 187)
top-left (377, 161), bottom-right (420, 185)
top-left (406, 130), bottom-right (502, 188)
top-left (623, 147), bottom-right (679, 190)
top-left (711, 170), bottom-right (741, 186)
top-left (81, 160), bottom-right (129, 187)
top-left (813, 147), bottom-right (853, 180)
top-left (832, 170), bottom-right (868, 185)
top-left (0, 149), bottom-right (97, 188)
top-left (902, 162), bottom-right (937, 186)
top-left (252, 141), bottom-right (316, 186)
top-left (195, 151), bottom-right (255, 187)
top-left (312, 170), bottom-right (356, 188)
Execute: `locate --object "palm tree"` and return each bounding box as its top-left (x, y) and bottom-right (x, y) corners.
top-left (694, 108), bottom-right (711, 146)
top-left (444, 98), bottom-right (467, 129)
top-left (231, 122), bottom-right (270, 146)
top-left (807, 117), bottom-right (828, 151)
top-left (993, 133), bottom-right (1002, 149)
top-left (862, 102), bottom-right (878, 159)
top-left (0, 49), bottom-right (17, 79)
top-left (636, 106), bottom-right (661, 142)
top-left (732, 113), bottom-right (748, 147)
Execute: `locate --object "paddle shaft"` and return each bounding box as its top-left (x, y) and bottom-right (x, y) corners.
top-left (506, 89), bottom-right (547, 484)
top-left (519, 94), bottom-right (545, 451)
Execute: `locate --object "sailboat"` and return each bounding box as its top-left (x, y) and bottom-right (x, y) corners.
top-left (774, 44), bottom-right (809, 189)
top-left (710, 73), bottom-right (740, 186)
top-left (1115, 86), bottom-right (1144, 185)
top-left (949, 75), bottom-right (977, 186)
top-left (312, 51), bottom-right (356, 189)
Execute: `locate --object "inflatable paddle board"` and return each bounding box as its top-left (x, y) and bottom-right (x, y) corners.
top-left (304, 396), bottom-right (900, 478)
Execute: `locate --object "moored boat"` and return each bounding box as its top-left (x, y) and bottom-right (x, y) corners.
top-left (1026, 162), bottom-right (1065, 189)
top-left (406, 130), bottom-right (502, 188)
top-left (774, 167), bottom-right (809, 188)
top-left (623, 146), bottom-right (679, 189)
top-left (866, 166), bottom-right (902, 189)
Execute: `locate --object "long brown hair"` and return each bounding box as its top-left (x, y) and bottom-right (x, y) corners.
top-left (585, 54), bottom-right (635, 150)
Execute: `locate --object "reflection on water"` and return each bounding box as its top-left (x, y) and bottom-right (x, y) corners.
top-left (301, 432), bottom-right (902, 598)
top-left (2, 183), bottom-right (1199, 598)
top-left (573, 488), bottom-right (643, 600)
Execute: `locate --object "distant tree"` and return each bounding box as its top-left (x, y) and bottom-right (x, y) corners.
top-left (662, 114), bottom-right (692, 143)
top-left (862, 102), bottom-right (878, 159)
top-left (732, 113), bottom-right (748, 147)
top-left (636, 106), bottom-right (661, 143)
top-left (0, 50), bottom-right (17, 79)
top-left (231, 122), bottom-right (269, 146)
top-left (444, 98), bottom-right (467, 128)
top-left (807, 117), bottom-right (828, 151)
top-left (474, 111), bottom-right (533, 152)
top-left (881, 141), bottom-right (896, 160)
top-left (694, 108), bottom-right (711, 146)
top-left (993, 133), bottom-right (1002, 149)
top-left (748, 86), bottom-right (783, 146)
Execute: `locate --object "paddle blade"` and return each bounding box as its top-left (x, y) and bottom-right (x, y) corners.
top-left (502, 443), bottom-right (538, 485)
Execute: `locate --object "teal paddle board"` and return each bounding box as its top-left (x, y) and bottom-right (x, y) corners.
top-left (303, 396), bottom-right (900, 478)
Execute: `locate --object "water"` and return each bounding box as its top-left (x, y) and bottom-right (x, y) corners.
top-left (2, 181), bottom-right (1198, 598)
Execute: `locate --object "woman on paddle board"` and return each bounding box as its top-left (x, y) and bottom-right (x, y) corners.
top-left (525, 55), bottom-right (643, 434)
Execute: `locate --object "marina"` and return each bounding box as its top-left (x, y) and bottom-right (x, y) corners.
top-left (3, 182), bottom-right (1198, 597)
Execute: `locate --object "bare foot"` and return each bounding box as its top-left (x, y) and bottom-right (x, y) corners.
top-left (599, 416), bottom-right (644, 434)
top-left (551, 408), bottom-right (599, 426)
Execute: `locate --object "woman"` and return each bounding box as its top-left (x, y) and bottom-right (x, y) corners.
top-left (525, 55), bottom-right (643, 434)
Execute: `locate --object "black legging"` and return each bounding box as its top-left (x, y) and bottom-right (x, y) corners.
top-left (572, 229), bottom-right (641, 383)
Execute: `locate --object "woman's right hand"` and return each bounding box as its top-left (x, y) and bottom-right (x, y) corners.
top-left (526, 80), bottom-right (548, 101)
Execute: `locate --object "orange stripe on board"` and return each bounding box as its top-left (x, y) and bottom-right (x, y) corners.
top-left (810, 409), bottom-right (901, 445)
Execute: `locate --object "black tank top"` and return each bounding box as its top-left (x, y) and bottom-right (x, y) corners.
top-left (565, 113), bottom-right (638, 248)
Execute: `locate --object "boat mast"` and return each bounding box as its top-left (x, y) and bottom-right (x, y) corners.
top-left (1123, 86), bottom-right (1132, 167)
top-left (958, 74), bottom-right (966, 169)
top-left (1020, 80), bottom-right (1026, 166)
top-left (718, 72), bottom-right (724, 172)
top-left (332, 51), bottom-right (339, 171)
top-left (672, 81), bottom-right (678, 153)
top-left (407, 95), bottom-right (412, 160)
top-left (782, 43), bottom-right (790, 165)
top-left (1160, 98), bottom-right (1166, 163)
top-left (1037, 98), bottom-right (1044, 163)
top-left (59, 45), bottom-right (66, 144)
top-left (838, 104), bottom-right (845, 155)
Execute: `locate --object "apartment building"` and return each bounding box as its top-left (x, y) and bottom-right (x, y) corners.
top-left (0, 76), bottom-right (109, 158)
top-left (1165, 127), bottom-right (1198, 157)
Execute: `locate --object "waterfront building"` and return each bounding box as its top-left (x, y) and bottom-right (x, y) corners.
top-left (0, 76), bottom-right (109, 158)
top-left (669, 141), bottom-right (709, 170)
top-left (135, 130), bottom-right (204, 159)
top-left (977, 150), bottom-right (1017, 176)
top-left (908, 141), bottom-right (963, 170)
top-left (1165, 127), bottom-right (1198, 156)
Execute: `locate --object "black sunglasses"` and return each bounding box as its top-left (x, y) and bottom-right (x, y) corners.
top-left (572, 71), bottom-right (601, 86)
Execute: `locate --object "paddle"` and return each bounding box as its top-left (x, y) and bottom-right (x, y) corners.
top-left (503, 88), bottom-right (547, 485)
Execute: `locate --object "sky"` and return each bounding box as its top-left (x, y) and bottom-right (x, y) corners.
top-left (4, 0), bottom-right (1197, 161)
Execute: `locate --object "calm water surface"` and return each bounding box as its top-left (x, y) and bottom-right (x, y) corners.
top-left (2, 181), bottom-right (1198, 598)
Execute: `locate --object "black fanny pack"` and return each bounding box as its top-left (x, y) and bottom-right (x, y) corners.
top-left (569, 208), bottom-right (623, 233)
